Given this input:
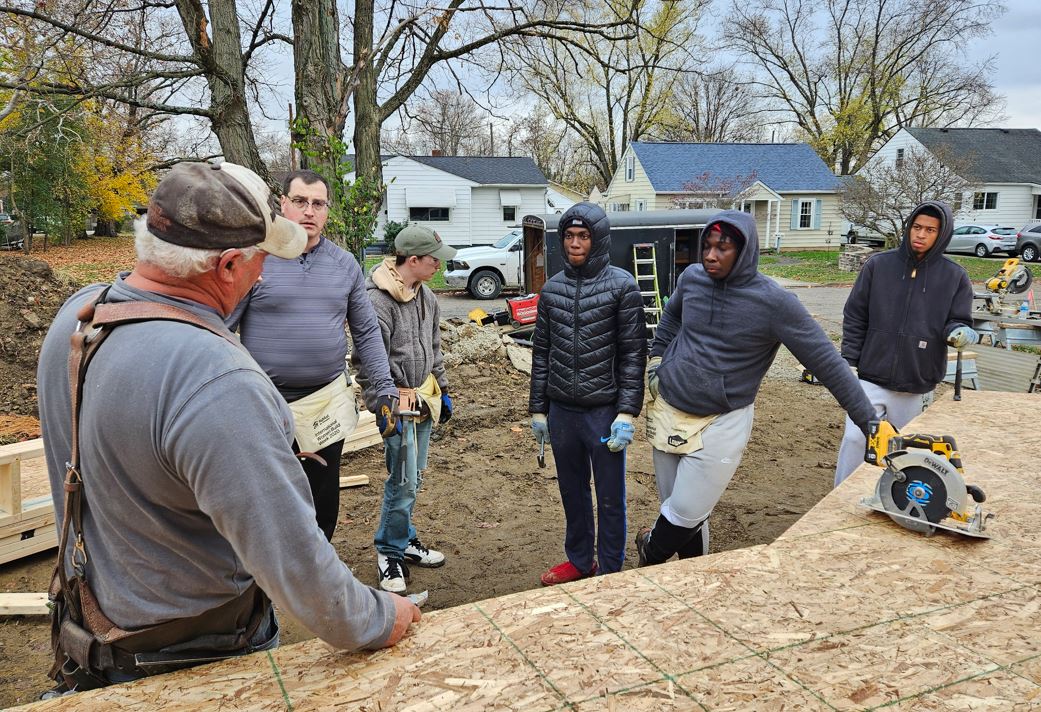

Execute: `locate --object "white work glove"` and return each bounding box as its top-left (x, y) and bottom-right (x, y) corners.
top-left (605, 414), bottom-right (635, 453)
top-left (646, 356), bottom-right (662, 401)
top-left (947, 326), bottom-right (979, 350)
top-left (531, 413), bottom-right (549, 445)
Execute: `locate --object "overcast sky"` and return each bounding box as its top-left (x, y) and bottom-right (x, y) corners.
top-left (965, 0), bottom-right (1040, 128)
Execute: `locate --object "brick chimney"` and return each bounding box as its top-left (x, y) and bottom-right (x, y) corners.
top-left (431, 149), bottom-right (443, 157)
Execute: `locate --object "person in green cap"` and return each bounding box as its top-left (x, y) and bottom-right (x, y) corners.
top-left (353, 224), bottom-right (457, 594)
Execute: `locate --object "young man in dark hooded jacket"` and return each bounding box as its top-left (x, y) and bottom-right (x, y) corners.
top-left (529, 202), bottom-right (647, 585)
top-left (833, 201), bottom-right (976, 486)
top-left (635, 211), bottom-right (878, 566)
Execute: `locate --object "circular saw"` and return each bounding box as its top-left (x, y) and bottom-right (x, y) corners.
top-left (859, 421), bottom-right (993, 538)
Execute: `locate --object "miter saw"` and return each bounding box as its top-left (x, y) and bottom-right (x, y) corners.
top-left (859, 420), bottom-right (994, 538)
top-left (974, 258), bottom-right (1033, 316)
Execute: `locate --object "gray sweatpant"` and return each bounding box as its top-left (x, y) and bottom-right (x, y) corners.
top-left (653, 404), bottom-right (755, 550)
top-left (833, 379), bottom-right (929, 488)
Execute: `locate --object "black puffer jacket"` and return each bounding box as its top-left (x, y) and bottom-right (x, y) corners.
top-left (529, 202), bottom-right (647, 415)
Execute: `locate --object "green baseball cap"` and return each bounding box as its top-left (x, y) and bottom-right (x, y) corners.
top-left (394, 224), bottom-right (457, 261)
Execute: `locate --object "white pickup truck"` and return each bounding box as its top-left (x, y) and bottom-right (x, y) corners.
top-left (443, 229), bottom-right (523, 299)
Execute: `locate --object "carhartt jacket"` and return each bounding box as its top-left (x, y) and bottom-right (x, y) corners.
top-left (841, 201), bottom-right (973, 394)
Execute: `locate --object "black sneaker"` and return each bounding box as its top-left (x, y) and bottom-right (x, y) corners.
top-left (404, 537), bottom-right (446, 568)
top-left (635, 527), bottom-right (653, 568)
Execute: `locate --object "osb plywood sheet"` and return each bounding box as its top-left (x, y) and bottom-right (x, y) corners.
top-left (20, 391), bottom-right (1041, 711)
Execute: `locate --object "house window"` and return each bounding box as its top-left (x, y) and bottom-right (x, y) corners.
top-left (895, 148), bottom-right (905, 170)
top-left (624, 155), bottom-right (635, 182)
top-left (610, 202), bottom-right (630, 212)
top-left (503, 206), bottom-right (516, 222)
top-left (799, 200), bottom-right (813, 228)
top-left (634, 199), bottom-right (646, 211)
top-left (953, 193), bottom-right (963, 213)
top-left (409, 207), bottom-right (450, 221)
top-left (972, 192), bottom-right (997, 210)
top-left (1034, 196), bottom-right (1041, 220)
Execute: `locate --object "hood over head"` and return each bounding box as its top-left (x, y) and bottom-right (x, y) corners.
top-left (558, 202), bottom-right (611, 278)
top-left (900, 201), bottom-right (954, 264)
top-left (701, 210), bottom-right (760, 285)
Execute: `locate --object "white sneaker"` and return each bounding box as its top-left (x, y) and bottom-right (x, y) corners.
top-left (377, 553), bottom-right (407, 593)
top-left (404, 538), bottom-right (445, 568)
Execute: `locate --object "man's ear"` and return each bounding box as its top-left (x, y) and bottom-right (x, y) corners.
top-left (216, 249), bottom-right (241, 283)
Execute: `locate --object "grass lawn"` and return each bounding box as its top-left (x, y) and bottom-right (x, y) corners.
top-left (363, 255), bottom-right (448, 289)
top-left (758, 249), bottom-right (1007, 285)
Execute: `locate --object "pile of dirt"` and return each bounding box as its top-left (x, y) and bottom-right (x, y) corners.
top-left (0, 259), bottom-right (79, 421)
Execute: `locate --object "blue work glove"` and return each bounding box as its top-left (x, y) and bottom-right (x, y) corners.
top-left (646, 356), bottom-right (662, 401)
top-left (531, 413), bottom-right (549, 445)
top-left (605, 414), bottom-right (635, 452)
top-left (439, 392), bottom-right (453, 424)
top-left (947, 326), bottom-right (979, 349)
top-left (375, 393), bottom-right (399, 438)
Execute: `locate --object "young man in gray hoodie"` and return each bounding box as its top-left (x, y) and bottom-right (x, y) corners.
top-left (833, 201), bottom-right (976, 486)
top-left (354, 225), bottom-right (456, 594)
top-left (636, 211), bottom-right (878, 566)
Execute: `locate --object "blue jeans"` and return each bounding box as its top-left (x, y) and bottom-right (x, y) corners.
top-left (548, 402), bottom-right (627, 574)
top-left (374, 417), bottom-right (432, 559)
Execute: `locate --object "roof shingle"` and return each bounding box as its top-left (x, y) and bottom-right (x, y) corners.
top-left (630, 142), bottom-right (842, 193)
top-left (406, 155), bottom-right (547, 185)
top-left (905, 128), bottom-right (1041, 185)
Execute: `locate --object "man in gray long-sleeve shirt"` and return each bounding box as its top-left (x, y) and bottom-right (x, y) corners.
top-left (230, 169), bottom-right (397, 540)
top-left (38, 162), bottom-right (418, 694)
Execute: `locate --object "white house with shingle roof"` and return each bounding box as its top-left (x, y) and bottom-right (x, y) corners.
top-left (605, 141), bottom-right (848, 250)
top-left (347, 155), bottom-right (549, 247)
top-left (866, 128), bottom-right (1041, 229)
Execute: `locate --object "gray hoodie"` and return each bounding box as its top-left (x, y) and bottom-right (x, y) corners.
top-left (652, 211), bottom-right (877, 433)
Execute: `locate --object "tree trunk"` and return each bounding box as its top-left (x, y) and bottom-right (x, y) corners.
top-left (291, 0), bottom-right (348, 176)
top-left (351, 0), bottom-right (382, 186)
top-left (175, 0), bottom-right (266, 178)
top-left (94, 218), bottom-right (119, 237)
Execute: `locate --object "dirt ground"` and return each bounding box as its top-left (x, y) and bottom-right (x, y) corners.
top-left (0, 257), bottom-right (869, 707)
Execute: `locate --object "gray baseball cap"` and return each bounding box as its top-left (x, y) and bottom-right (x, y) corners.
top-left (394, 224), bottom-right (457, 261)
top-left (146, 161), bottom-right (306, 259)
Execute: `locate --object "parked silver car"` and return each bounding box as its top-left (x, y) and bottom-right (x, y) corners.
top-left (1016, 222), bottom-right (1041, 262)
top-left (945, 224), bottom-right (1018, 257)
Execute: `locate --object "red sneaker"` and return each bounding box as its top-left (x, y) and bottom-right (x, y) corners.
top-left (540, 560), bottom-right (598, 586)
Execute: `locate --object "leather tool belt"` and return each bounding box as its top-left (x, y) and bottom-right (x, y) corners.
top-left (49, 288), bottom-right (272, 692)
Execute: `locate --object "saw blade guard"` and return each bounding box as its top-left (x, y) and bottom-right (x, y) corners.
top-left (876, 450), bottom-right (968, 532)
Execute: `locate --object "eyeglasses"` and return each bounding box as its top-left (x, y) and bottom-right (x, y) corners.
top-left (287, 196), bottom-right (330, 212)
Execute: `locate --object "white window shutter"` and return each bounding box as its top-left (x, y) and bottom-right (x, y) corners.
top-left (813, 199), bottom-right (822, 229)
top-left (790, 200), bottom-right (799, 230)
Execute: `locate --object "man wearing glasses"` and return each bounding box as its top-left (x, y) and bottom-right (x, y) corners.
top-left (833, 201), bottom-right (976, 486)
top-left (230, 170), bottom-right (397, 541)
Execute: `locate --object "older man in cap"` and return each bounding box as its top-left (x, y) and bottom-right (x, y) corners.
top-left (36, 162), bottom-right (418, 696)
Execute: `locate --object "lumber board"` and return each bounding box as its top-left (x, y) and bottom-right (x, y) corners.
top-left (0, 592), bottom-right (49, 616)
top-left (338, 475), bottom-right (369, 489)
top-left (20, 391), bottom-right (1041, 711)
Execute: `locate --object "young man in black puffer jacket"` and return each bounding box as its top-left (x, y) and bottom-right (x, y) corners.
top-left (529, 202), bottom-right (647, 585)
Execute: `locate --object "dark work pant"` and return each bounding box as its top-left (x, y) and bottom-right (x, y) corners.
top-left (293, 438), bottom-right (345, 541)
top-left (548, 401), bottom-right (627, 574)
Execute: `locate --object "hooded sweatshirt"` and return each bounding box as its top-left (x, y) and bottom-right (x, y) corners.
top-left (652, 210), bottom-right (877, 433)
top-left (529, 202), bottom-right (647, 415)
top-left (353, 257), bottom-right (448, 411)
top-left (841, 201), bottom-right (973, 393)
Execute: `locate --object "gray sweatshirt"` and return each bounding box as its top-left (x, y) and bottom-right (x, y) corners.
top-left (353, 260), bottom-right (447, 410)
top-left (229, 237), bottom-right (395, 402)
top-left (37, 277), bottom-right (396, 650)
top-left (652, 211), bottom-right (877, 434)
